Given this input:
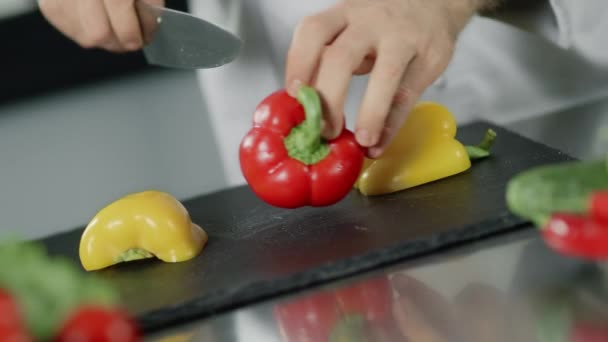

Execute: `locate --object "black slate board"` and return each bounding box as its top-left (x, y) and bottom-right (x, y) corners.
top-left (40, 121), bottom-right (574, 333)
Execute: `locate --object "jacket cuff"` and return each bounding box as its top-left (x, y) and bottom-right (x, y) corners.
top-left (480, 0), bottom-right (569, 47)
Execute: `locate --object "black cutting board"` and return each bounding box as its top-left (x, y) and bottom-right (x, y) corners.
top-left (40, 121), bottom-right (573, 333)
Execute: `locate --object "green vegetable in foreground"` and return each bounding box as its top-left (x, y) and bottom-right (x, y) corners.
top-left (506, 159), bottom-right (608, 227)
top-left (0, 240), bottom-right (119, 340)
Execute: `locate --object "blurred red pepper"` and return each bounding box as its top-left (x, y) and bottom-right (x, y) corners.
top-left (590, 191), bottom-right (608, 223)
top-left (571, 322), bottom-right (608, 342)
top-left (0, 289), bottom-right (32, 342)
top-left (335, 276), bottom-right (392, 324)
top-left (542, 192), bottom-right (608, 260)
top-left (274, 291), bottom-right (341, 342)
top-left (542, 213), bottom-right (608, 259)
top-left (274, 276), bottom-right (393, 342)
top-left (239, 86), bottom-right (364, 208)
top-left (55, 306), bottom-right (140, 342)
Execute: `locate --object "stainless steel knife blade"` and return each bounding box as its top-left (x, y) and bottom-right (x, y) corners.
top-left (135, 0), bottom-right (242, 69)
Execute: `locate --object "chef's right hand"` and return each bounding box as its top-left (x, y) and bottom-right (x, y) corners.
top-left (391, 274), bottom-right (535, 342)
top-left (38, 0), bottom-right (163, 52)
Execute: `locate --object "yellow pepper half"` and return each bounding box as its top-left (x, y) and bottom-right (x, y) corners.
top-left (79, 190), bottom-right (208, 271)
top-left (355, 102), bottom-right (495, 196)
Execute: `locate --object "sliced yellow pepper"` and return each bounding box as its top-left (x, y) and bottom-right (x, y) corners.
top-left (79, 190), bottom-right (208, 271)
top-left (355, 102), bottom-right (495, 196)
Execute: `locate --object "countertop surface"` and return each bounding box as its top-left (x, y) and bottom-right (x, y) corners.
top-left (142, 96), bottom-right (608, 342)
top-left (41, 121), bottom-right (572, 335)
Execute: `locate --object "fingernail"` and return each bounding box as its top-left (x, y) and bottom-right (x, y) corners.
top-left (322, 127), bottom-right (338, 140)
top-left (356, 129), bottom-right (372, 146)
top-left (321, 120), bottom-right (326, 132)
top-left (321, 120), bottom-right (329, 137)
top-left (287, 79), bottom-right (302, 97)
top-left (368, 147), bottom-right (383, 159)
top-left (125, 40), bottom-right (141, 51)
top-left (391, 274), bottom-right (410, 294)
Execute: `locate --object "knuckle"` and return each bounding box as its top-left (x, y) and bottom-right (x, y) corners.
top-left (105, 0), bottom-right (126, 7)
top-left (39, 0), bottom-right (65, 25)
top-left (352, 2), bottom-right (394, 22)
top-left (383, 33), bottom-right (417, 55)
top-left (38, 0), bottom-right (56, 16)
top-left (423, 45), bottom-right (452, 73)
top-left (392, 84), bottom-right (414, 108)
top-left (80, 27), bottom-right (113, 48)
top-left (401, 32), bottom-right (422, 50)
top-left (374, 4), bottom-right (396, 22)
top-left (117, 29), bottom-right (142, 47)
top-left (298, 15), bottom-right (326, 36)
top-left (323, 45), bottom-right (355, 66)
top-left (419, 49), bottom-right (439, 70)
top-left (377, 58), bottom-right (407, 81)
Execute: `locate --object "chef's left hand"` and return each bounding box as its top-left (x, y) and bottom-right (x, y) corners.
top-left (285, 0), bottom-right (494, 158)
top-left (391, 274), bottom-right (535, 342)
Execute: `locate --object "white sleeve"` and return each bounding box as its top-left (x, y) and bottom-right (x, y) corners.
top-left (482, 1), bottom-right (564, 47)
top-left (187, 0), bottom-right (242, 34)
top-left (487, 0), bottom-right (608, 67)
top-left (548, 0), bottom-right (608, 67)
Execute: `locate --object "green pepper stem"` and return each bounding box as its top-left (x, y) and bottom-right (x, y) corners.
top-left (115, 248), bottom-right (154, 263)
top-left (284, 86), bottom-right (330, 165)
top-left (477, 128), bottom-right (497, 151)
top-left (329, 314), bottom-right (365, 342)
top-left (466, 128), bottom-right (497, 160)
top-left (296, 86), bottom-right (323, 151)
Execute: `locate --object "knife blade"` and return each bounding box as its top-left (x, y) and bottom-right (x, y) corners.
top-left (135, 0), bottom-right (242, 69)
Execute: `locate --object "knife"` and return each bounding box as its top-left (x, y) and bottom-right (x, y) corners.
top-left (135, 0), bottom-right (242, 69)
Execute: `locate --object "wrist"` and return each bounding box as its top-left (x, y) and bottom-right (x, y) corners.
top-left (443, 0), bottom-right (499, 37)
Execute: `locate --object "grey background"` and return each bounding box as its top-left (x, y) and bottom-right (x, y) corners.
top-left (0, 70), bottom-right (227, 239)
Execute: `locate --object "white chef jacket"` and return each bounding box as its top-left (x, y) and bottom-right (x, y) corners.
top-left (182, 3), bottom-right (608, 340)
top-left (189, 0), bottom-right (608, 188)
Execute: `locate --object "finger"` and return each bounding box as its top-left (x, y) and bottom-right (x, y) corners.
top-left (104, 0), bottom-right (143, 51)
top-left (138, 0), bottom-right (165, 44)
top-left (38, 0), bottom-right (72, 39)
top-left (453, 284), bottom-right (510, 342)
top-left (368, 52), bottom-right (443, 158)
top-left (314, 27), bottom-right (373, 139)
top-left (285, 4), bottom-right (347, 96)
top-left (105, 40), bottom-right (129, 53)
top-left (393, 296), bottom-right (447, 342)
top-left (366, 61), bottom-right (418, 159)
top-left (40, 0), bottom-right (83, 44)
top-left (78, 0), bottom-right (119, 50)
top-left (391, 274), bottom-right (464, 339)
top-left (355, 42), bottom-right (414, 148)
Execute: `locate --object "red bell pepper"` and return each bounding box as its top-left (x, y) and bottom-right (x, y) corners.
top-left (571, 322), bottom-right (608, 342)
top-left (55, 306), bottom-right (140, 342)
top-left (590, 191), bottom-right (608, 223)
top-left (0, 289), bottom-right (32, 342)
top-left (239, 86), bottom-right (364, 208)
top-left (274, 291), bottom-right (341, 342)
top-left (335, 276), bottom-right (392, 324)
top-left (274, 276), bottom-right (394, 341)
top-left (542, 213), bottom-right (608, 259)
top-left (542, 191), bottom-right (608, 260)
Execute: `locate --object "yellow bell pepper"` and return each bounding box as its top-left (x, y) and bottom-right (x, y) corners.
top-left (79, 190), bottom-right (208, 271)
top-left (152, 332), bottom-right (196, 342)
top-left (355, 102), bottom-right (496, 196)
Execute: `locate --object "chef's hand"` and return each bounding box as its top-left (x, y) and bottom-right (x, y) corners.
top-left (391, 274), bottom-right (535, 342)
top-left (38, 0), bottom-right (163, 52)
top-left (285, 0), bottom-right (498, 158)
